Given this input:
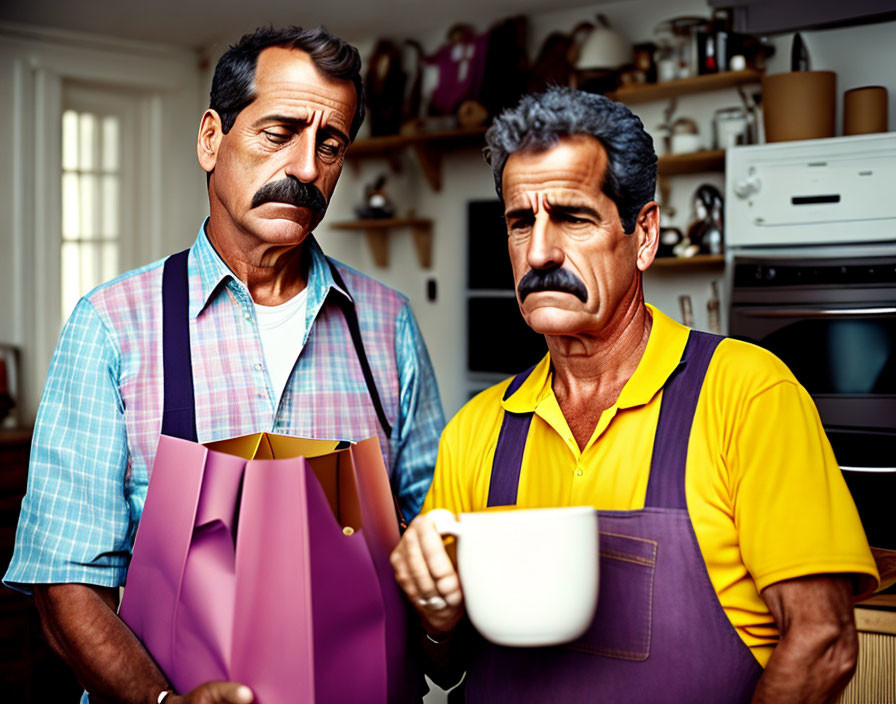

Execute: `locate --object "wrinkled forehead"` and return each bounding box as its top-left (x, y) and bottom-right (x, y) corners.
top-left (501, 135), bottom-right (609, 207)
top-left (250, 46), bottom-right (357, 128)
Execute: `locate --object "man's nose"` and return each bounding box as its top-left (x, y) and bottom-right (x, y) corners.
top-left (285, 130), bottom-right (320, 184)
top-left (526, 214), bottom-right (564, 270)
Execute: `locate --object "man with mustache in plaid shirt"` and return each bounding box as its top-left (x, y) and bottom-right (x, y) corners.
top-left (6, 25), bottom-right (443, 704)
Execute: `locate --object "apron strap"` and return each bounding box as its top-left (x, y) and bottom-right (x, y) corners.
top-left (325, 259), bottom-right (393, 440)
top-left (486, 365), bottom-right (537, 507)
top-left (160, 250), bottom-right (394, 443)
top-left (487, 332), bottom-right (724, 511)
top-left (161, 249), bottom-right (198, 441)
top-left (644, 330), bottom-right (723, 509)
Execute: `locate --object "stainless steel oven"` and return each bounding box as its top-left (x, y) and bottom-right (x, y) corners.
top-left (726, 134), bottom-right (896, 551)
top-left (729, 253), bottom-right (896, 549)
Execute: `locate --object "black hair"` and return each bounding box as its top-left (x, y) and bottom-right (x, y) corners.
top-left (209, 25), bottom-right (365, 140)
top-left (483, 87), bottom-right (657, 234)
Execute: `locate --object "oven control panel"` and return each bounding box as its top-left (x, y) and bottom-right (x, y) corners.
top-left (734, 259), bottom-right (896, 287)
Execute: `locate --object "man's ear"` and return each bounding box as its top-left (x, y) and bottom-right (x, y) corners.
top-left (634, 201), bottom-right (660, 272)
top-left (197, 109), bottom-right (224, 173)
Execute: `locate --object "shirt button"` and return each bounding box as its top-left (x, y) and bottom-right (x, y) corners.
top-left (576, 469), bottom-right (584, 476)
top-left (244, 312), bottom-right (252, 320)
top-left (254, 363), bottom-right (264, 371)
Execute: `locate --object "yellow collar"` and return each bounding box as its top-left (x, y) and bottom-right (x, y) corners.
top-left (502, 304), bottom-right (690, 414)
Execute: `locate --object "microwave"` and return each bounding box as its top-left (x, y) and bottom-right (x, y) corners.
top-left (725, 132), bottom-right (896, 250)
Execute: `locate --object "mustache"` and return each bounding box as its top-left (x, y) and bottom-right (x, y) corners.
top-left (250, 178), bottom-right (328, 216)
top-left (517, 267), bottom-right (588, 303)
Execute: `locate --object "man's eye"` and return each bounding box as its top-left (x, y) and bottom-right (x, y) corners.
top-left (263, 130), bottom-right (290, 144)
top-left (318, 141), bottom-right (343, 160)
top-left (559, 213), bottom-right (588, 224)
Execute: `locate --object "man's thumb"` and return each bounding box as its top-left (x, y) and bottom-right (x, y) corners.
top-left (211, 682), bottom-right (254, 703)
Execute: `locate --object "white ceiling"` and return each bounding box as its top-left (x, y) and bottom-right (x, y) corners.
top-left (0, 0), bottom-right (611, 52)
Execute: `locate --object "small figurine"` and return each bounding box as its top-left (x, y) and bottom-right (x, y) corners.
top-left (656, 226), bottom-right (684, 259)
top-left (685, 184), bottom-right (724, 255)
top-left (355, 174), bottom-right (395, 220)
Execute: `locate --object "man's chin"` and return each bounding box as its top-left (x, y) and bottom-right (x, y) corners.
top-left (252, 207), bottom-right (321, 236)
top-left (521, 306), bottom-right (591, 336)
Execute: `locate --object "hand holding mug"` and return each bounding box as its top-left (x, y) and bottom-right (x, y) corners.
top-left (428, 506), bottom-right (599, 647)
top-left (389, 512), bottom-right (465, 635)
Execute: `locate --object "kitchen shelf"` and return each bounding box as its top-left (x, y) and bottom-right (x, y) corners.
top-left (607, 69), bottom-right (763, 105)
top-left (346, 126), bottom-right (489, 191)
top-left (652, 254), bottom-right (725, 268)
top-left (329, 217), bottom-right (433, 268)
top-left (658, 149), bottom-right (725, 175)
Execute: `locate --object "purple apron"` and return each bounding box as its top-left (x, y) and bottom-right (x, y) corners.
top-left (467, 331), bottom-right (763, 702)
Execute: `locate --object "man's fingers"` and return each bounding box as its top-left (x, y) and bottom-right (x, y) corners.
top-left (392, 515), bottom-right (462, 608)
top-left (182, 681), bottom-right (254, 704)
top-left (416, 516), bottom-right (462, 605)
top-left (392, 518), bottom-right (436, 600)
top-left (222, 684), bottom-right (254, 704)
top-left (390, 516), bottom-right (465, 633)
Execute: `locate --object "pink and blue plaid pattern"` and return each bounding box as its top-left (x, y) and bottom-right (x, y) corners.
top-left (5, 222), bottom-right (443, 592)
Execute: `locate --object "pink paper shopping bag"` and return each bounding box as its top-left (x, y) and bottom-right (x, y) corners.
top-left (120, 433), bottom-right (420, 704)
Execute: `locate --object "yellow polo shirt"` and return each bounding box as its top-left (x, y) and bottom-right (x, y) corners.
top-left (423, 304), bottom-right (878, 666)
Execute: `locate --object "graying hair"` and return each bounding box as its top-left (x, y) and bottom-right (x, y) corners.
top-left (483, 87), bottom-right (657, 234)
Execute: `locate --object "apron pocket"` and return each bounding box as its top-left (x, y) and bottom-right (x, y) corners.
top-left (565, 531), bottom-right (657, 661)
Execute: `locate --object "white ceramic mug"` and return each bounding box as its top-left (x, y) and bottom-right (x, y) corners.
top-left (428, 506), bottom-right (599, 647)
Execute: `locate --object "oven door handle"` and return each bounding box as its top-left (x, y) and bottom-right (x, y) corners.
top-left (840, 465), bottom-right (896, 474)
top-left (741, 307), bottom-right (896, 318)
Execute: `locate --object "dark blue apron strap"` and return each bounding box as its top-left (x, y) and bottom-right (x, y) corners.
top-left (161, 249), bottom-right (198, 442)
top-left (486, 364), bottom-right (537, 507)
top-left (644, 330), bottom-right (724, 509)
top-left (325, 258), bottom-right (392, 440)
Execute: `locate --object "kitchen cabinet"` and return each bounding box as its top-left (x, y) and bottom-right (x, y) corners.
top-left (841, 560), bottom-right (896, 704)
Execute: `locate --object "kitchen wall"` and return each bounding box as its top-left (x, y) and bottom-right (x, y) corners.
top-left (0, 24), bottom-right (205, 422)
top-left (310, 1), bottom-right (896, 418)
top-left (4, 2), bottom-right (894, 421)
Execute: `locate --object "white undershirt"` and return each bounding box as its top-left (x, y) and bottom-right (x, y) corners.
top-left (253, 288), bottom-right (308, 406)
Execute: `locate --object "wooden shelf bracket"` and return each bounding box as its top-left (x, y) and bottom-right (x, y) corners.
top-left (330, 217), bottom-right (434, 268)
top-left (364, 228), bottom-right (390, 267)
top-left (410, 142), bottom-right (443, 191)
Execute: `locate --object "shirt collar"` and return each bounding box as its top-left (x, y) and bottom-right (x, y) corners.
top-left (188, 219), bottom-right (348, 319)
top-left (502, 303), bottom-right (690, 413)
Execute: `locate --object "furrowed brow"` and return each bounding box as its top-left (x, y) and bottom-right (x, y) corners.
top-left (545, 201), bottom-right (603, 222)
top-left (252, 115), bottom-right (349, 145)
top-left (504, 206), bottom-right (534, 222)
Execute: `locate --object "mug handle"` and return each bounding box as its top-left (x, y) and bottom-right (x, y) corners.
top-left (427, 508), bottom-right (462, 537)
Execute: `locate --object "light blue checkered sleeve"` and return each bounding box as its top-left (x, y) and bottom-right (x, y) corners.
top-left (3, 297), bottom-right (131, 594)
top-left (391, 303), bottom-right (445, 521)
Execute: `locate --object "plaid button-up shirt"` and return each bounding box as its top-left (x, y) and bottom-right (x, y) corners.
top-left (5, 222), bottom-right (444, 592)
